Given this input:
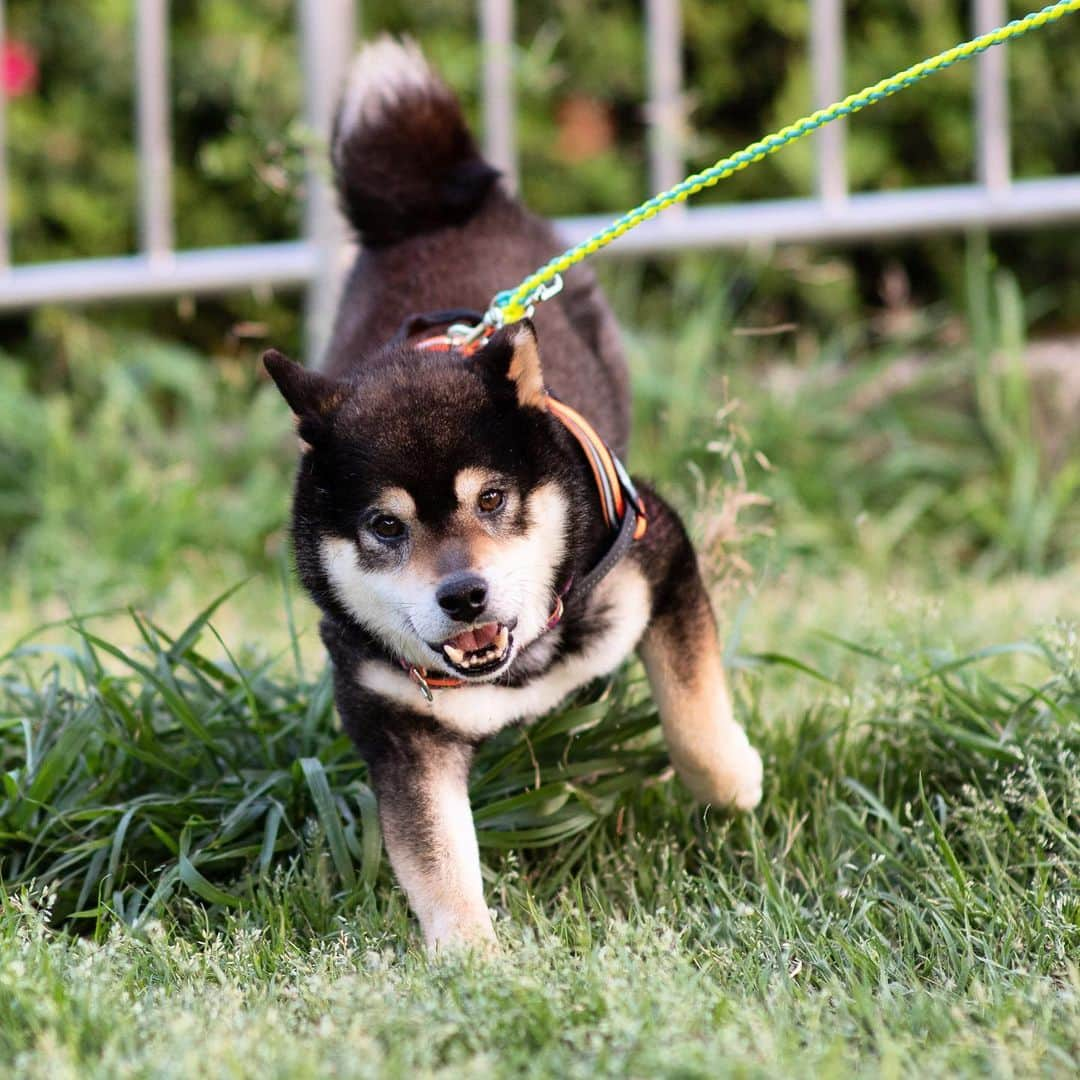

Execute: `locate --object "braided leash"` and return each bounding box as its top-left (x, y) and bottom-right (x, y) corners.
top-left (481, 0), bottom-right (1080, 327)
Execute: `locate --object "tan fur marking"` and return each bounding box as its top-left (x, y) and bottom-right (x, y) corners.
top-left (453, 467), bottom-right (496, 507)
top-left (407, 525), bottom-right (493, 582)
top-left (450, 468), bottom-right (522, 567)
top-left (321, 388), bottom-right (347, 414)
top-left (377, 486), bottom-right (417, 521)
top-left (639, 609), bottom-right (762, 810)
top-left (461, 531), bottom-right (500, 571)
top-left (506, 325), bottom-right (546, 409)
top-left (292, 415), bottom-right (313, 454)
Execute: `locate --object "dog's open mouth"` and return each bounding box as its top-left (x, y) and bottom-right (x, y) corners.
top-left (438, 621), bottom-right (512, 675)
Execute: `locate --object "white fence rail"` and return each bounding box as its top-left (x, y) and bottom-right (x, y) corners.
top-left (1, 0), bottom-right (1079, 349)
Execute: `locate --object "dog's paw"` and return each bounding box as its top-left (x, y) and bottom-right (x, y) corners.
top-left (426, 929), bottom-right (500, 959)
top-left (723, 736), bottom-right (763, 811)
top-left (424, 911), bottom-right (500, 956)
top-left (677, 726), bottom-right (763, 811)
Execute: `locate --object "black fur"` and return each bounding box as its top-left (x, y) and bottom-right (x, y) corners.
top-left (261, 38), bottom-right (722, 729)
top-left (265, 335), bottom-right (611, 663)
top-left (263, 40), bottom-right (747, 944)
top-left (332, 64), bottom-right (498, 248)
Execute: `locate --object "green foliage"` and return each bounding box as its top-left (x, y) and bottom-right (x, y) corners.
top-left (1, 605), bottom-right (1078, 1074)
top-left (620, 244), bottom-right (1080, 573)
top-left (0, 364), bottom-right (48, 548)
top-left (7, 0), bottom-right (303, 262)
top-left (0, 313), bottom-right (290, 611)
top-left (3, 0), bottom-right (1079, 351)
top-left (0, 595), bottom-right (670, 925)
top-left (2, 591), bottom-right (1078, 944)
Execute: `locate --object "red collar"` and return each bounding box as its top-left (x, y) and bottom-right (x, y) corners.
top-left (396, 319), bottom-right (647, 697)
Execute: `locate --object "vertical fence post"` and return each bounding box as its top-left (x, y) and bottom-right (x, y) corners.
top-left (299, 0), bottom-right (356, 366)
top-left (0, 0), bottom-right (11, 269)
top-left (135, 0), bottom-right (174, 261)
top-left (645, 0), bottom-right (684, 206)
top-left (480, 0), bottom-right (517, 191)
top-left (975, 0), bottom-right (1010, 192)
top-left (810, 0), bottom-right (847, 205)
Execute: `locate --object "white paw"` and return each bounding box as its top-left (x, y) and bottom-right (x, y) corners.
top-left (677, 729), bottom-right (763, 811)
top-left (424, 911), bottom-right (499, 955)
top-left (725, 737), bottom-right (763, 810)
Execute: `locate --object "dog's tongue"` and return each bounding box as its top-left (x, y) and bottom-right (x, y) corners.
top-left (447, 622), bottom-right (499, 652)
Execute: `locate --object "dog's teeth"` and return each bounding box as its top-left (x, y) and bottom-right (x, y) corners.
top-left (443, 624), bottom-right (510, 673)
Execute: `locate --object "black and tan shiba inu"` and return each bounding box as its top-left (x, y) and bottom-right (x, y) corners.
top-left (264, 37), bottom-right (762, 950)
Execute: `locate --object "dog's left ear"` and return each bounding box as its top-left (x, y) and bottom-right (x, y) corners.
top-left (477, 319), bottom-right (546, 409)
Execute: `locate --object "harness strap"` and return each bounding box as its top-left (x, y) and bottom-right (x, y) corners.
top-left (574, 497), bottom-right (640, 601)
top-left (545, 396), bottom-right (648, 541)
top-left (390, 308), bottom-right (486, 348)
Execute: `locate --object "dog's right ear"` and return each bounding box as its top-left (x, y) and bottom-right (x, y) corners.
top-left (263, 349), bottom-right (342, 448)
top-left (263, 350), bottom-right (338, 417)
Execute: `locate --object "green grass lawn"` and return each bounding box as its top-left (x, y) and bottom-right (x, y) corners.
top-left (2, 257), bottom-right (1079, 1076)
top-left (2, 574), bottom-right (1078, 1077)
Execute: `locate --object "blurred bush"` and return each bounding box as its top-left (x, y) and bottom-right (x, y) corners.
top-left (0, 311), bottom-right (292, 611)
top-left (1, 0), bottom-right (1077, 356)
top-left (0, 1), bottom-right (1076, 609)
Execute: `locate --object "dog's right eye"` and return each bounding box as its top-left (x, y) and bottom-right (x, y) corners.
top-left (369, 514), bottom-right (406, 541)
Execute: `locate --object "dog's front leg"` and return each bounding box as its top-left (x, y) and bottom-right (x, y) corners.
top-left (321, 619), bottom-right (495, 951)
top-left (363, 720), bottom-right (495, 952)
top-left (635, 492), bottom-right (763, 811)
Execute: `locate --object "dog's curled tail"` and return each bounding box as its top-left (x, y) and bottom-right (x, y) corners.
top-left (332, 36), bottom-right (499, 248)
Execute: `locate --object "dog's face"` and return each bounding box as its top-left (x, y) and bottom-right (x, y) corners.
top-left (266, 323), bottom-right (576, 680)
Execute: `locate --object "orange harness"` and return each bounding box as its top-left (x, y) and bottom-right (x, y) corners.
top-left (396, 318), bottom-right (647, 698)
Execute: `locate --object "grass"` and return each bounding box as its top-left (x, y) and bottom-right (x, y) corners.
top-left (2, 599), bottom-right (1078, 1075)
top-left (7, 580), bottom-right (1074, 930)
top-left (1, 246), bottom-right (1079, 1076)
top-left (619, 244), bottom-right (1080, 575)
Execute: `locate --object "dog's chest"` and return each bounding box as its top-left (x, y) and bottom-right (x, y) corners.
top-left (354, 561), bottom-right (652, 739)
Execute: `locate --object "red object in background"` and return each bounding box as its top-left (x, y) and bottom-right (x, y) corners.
top-left (2, 40), bottom-right (38, 98)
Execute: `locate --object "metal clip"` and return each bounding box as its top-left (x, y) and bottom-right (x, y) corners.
top-left (481, 303), bottom-right (506, 331)
top-left (445, 320), bottom-right (490, 348)
top-left (406, 666), bottom-right (434, 703)
top-left (522, 273), bottom-right (564, 318)
top-left (482, 273), bottom-right (564, 329)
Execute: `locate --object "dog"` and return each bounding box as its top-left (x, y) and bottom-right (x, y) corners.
top-left (264, 37), bottom-right (762, 950)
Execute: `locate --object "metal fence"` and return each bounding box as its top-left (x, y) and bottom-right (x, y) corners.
top-left (1, 0), bottom-right (1079, 351)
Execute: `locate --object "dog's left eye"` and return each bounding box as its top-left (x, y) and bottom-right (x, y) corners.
top-left (477, 489), bottom-right (505, 514)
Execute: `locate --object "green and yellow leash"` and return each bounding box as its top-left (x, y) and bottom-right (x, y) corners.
top-left (461, 0), bottom-right (1079, 334)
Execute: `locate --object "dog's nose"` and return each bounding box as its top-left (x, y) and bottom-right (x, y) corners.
top-left (436, 573), bottom-right (488, 621)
